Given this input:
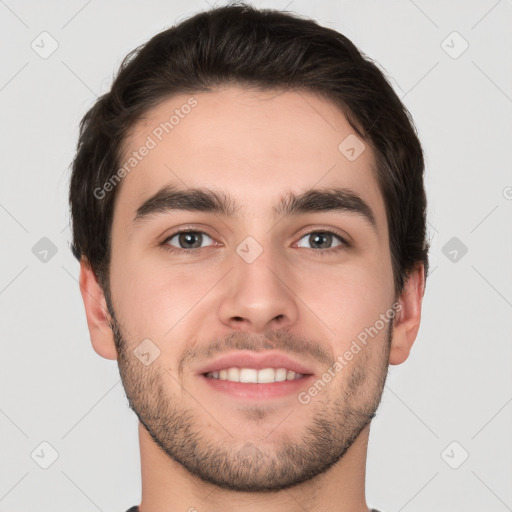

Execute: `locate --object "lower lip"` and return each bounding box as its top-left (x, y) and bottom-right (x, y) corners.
top-left (199, 374), bottom-right (314, 400)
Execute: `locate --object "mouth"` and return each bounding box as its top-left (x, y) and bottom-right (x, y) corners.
top-left (196, 351), bottom-right (315, 400)
top-left (203, 367), bottom-right (307, 383)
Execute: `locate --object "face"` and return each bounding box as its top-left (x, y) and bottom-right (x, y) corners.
top-left (105, 86), bottom-right (397, 491)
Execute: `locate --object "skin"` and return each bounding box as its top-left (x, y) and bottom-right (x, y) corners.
top-left (79, 86), bottom-right (425, 512)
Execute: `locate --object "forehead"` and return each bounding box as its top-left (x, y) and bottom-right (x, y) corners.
top-left (114, 86), bottom-right (387, 234)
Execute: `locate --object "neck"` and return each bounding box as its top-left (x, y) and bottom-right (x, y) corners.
top-left (137, 422), bottom-right (371, 512)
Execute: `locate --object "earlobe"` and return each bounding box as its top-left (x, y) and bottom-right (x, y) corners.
top-left (78, 257), bottom-right (118, 360)
top-left (389, 264), bottom-right (425, 365)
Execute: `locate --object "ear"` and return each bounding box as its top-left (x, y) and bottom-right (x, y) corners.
top-left (78, 257), bottom-right (118, 360)
top-left (389, 264), bottom-right (426, 365)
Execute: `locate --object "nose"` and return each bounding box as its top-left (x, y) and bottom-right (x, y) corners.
top-left (217, 244), bottom-right (299, 333)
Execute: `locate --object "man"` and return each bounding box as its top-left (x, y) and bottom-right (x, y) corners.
top-left (69, 4), bottom-right (429, 511)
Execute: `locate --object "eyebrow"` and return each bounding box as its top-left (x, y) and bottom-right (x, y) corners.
top-left (133, 185), bottom-right (377, 230)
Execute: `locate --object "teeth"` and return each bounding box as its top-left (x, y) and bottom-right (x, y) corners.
top-left (205, 367), bottom-right (305, 383)
top-left (257, 368), bottom-right (277, 383)
top-left (227, 368), bottom-right (240, 381)
top-left (275, 368), bottom-right (287, 382)
top-left (240, 368), bottom-right (258, 383)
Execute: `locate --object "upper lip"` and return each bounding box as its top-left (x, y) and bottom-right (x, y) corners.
top-left (196, 351), bottom-right (315, 376)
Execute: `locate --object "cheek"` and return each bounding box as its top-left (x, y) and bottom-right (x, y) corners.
top-left (297, 260), bottom-right (393, 339)
top-left (109, 252), bottom-right (221, 342)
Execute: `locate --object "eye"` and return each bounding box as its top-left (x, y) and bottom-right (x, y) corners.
top-left (163, 231), bottom-right (215, 250)
top-left (296, 231), bottom-right (347, 250)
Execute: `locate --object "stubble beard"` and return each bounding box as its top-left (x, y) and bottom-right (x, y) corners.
top-left (108, 301), bottom-right (392, 492)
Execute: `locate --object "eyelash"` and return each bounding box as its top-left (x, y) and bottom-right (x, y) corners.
top-left (160, 228), bottom-right (351, 255)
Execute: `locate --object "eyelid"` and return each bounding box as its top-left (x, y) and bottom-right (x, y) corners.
top-left (160, 224), bottom-right (219, 242)
top-left (160, 227), bottom-right (220, 250)
top-left (294, 225), bottom-right (352, 247)
top-left (166, 231), bottom-right (214, 248)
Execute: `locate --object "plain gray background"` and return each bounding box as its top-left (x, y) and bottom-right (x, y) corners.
top-left (1, 1), bottom-right (511, 511)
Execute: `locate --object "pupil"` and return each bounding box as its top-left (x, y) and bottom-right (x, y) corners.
top-left (179, 232), bottom-right (201, 248)
top-left (311, 232), bottom-right (331, 249)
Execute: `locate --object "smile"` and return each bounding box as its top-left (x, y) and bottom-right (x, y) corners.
top-left (204, 367), bottom-right (306, 383)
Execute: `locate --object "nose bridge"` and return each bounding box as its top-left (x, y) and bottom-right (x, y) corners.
top-left (217, 234), bottom-right (299, 331)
